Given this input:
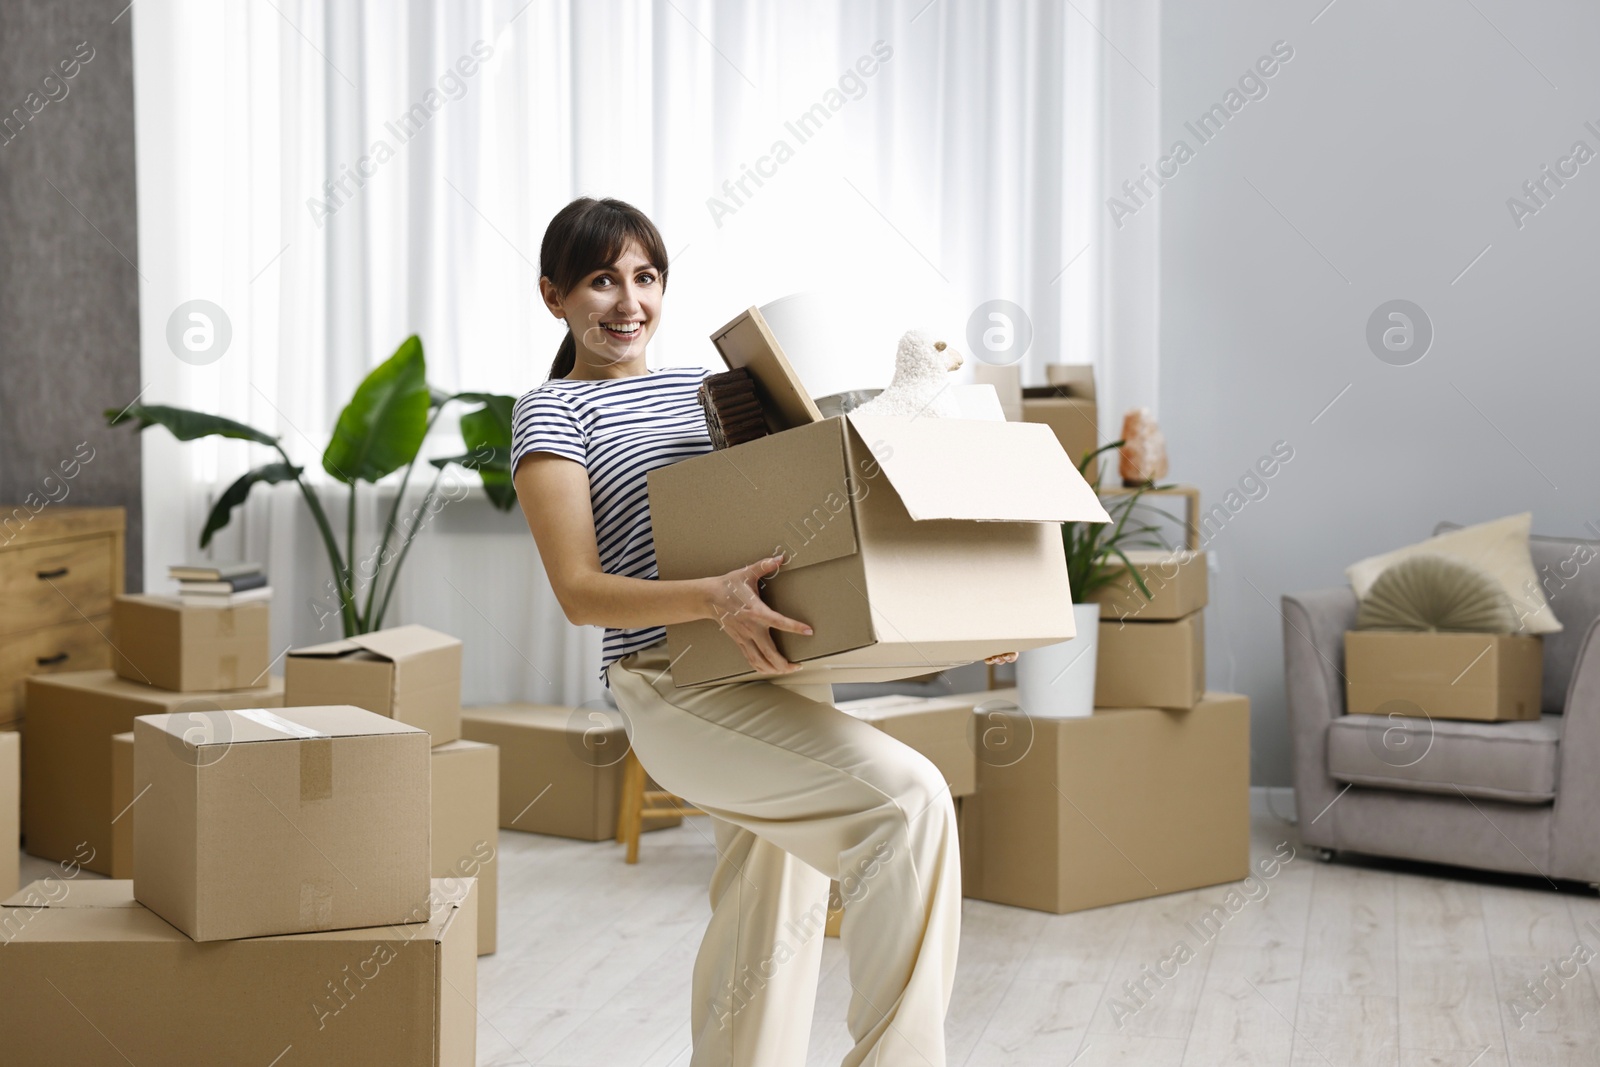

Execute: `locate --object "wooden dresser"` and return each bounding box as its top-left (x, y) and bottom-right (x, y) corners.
top-left (0, 507), bottom-right (126, 729)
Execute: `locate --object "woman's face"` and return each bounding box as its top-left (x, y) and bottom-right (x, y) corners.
top-left (544, 237), bottom-right (663, 370)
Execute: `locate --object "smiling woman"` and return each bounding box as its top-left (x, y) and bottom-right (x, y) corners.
top-left (507, 195), bottom-right (966, 1065)
top-left (534, 197), bottom-right (670, 382)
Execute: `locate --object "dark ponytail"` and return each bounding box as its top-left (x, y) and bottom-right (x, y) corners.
top-left (540, 197), bottom-right (670, 381)
top-left (551, 331), bottom-right (578, 380)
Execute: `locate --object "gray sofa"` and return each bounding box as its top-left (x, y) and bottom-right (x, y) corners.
top-left (1282, 524), bottom-right (1600, 887)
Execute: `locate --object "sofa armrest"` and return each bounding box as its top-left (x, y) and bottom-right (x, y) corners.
top-left (1282, 587), bottom-right (1358, 847)
top-left (1550, 615), bottom-right (1600, 881)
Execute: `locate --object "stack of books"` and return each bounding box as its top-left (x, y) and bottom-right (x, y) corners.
top-left (168, 562), bottom-right (271, 606)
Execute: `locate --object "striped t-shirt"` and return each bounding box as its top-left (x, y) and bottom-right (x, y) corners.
top-left (511, 366), bottom-right (717, 686)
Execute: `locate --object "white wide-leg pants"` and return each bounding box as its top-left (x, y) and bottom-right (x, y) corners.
top-left (606, 639), bottom-right (962, 1067)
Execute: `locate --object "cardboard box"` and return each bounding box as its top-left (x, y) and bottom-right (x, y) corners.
top-left (110, 731), bottom-right (135, 879)
top-left (460, 703), bottom-right (682, 841)
top-left (1344, 630), bottom-right (1542, 722)
top-left (22, 669), bottom-right (285, 874)
top-left (1089, 549), bottom-right (1209, 622)
top-left (961, 689), bottom-right (1250, 913)
top-left (431, 739), bottom-right (498, 955)
top-left (1094, 610), bottom-right (1205, 710)
top-left (133, 704), bottom-right (432, 941)
top-left (1, 730), bottom-right (16, 899)
top-left (0, 877), bottom-right (475, 1066)
top-left (286, 624), bottom-right (462, 745)
top-left (648, 307), bottom-right (1108, 689)
top-left (110, 594), bottom-right (271, 691)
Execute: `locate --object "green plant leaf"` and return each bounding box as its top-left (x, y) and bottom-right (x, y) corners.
top-left (453, 395), bottom-right (517, 510)
top-left (1079, 439), bottom-right (1124, 481)
top-left (450, 391), bottom-right (514, 413)
top-left (200, 461), bottom-right (303, 548)
top-left (431, 444), bottom-right (515, 510)
top-left (458, 395), bottom-right (514, 442)
top-left (1062, 465), bottom-right (1179, 602)
top-left (105, 403), bottom-right (278, 447)
top-left (323, 334), bottom-right (431, 484)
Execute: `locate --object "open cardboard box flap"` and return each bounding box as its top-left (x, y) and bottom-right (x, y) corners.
top-left (290, 623), bottom-right (455, 661)
top-left (844, 412), bottom-right (1108, 524)
top-left (706, 304), bottom-right (1108, 528)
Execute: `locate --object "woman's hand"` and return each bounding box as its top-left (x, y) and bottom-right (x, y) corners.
top-left (984, 651), bottom-right (1018, 665)
top-left (706, 554), bottom-right (814, 675)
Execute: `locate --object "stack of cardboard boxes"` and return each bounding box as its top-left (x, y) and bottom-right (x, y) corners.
top-left (1091, 548), bottom-right (1210, 710)
top-left (282, 624), bottom-right (499, 956)
top-left (25, 606), bottom-right (499, 959)
top-left (3, 703), bottom-right (477, 1064)
top-left (23, 594), bottom-right (286, 878)
top-left (960, 506), bottom-right (1251, 914)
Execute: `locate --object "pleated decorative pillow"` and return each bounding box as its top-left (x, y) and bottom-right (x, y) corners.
top-left (1355, 553), bottom-right (1519, 633)
top-left (1344, 512), bottom-right (1560, 633)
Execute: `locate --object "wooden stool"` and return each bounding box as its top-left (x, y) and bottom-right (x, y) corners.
top-left (615, 747), bottom-right (706, 863)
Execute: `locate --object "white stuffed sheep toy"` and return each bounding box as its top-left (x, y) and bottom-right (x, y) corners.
top-left (849, 329), bottom-right (965, 419)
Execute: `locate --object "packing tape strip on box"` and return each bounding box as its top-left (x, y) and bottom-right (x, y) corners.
top-left (234, 708), bottom-right (328, 739)
top-left (300, 879), bottom-right (335, 927)
top-left (231, 709), bottom-right (333, 802)
top-left (300, 738), bottom-right (333, 802)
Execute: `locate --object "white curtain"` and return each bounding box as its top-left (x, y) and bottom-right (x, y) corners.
top-left (131, 0), bottom-right (1153, 708)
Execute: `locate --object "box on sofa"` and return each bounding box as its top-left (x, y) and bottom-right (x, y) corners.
top-left (1344, 630), bottom-right (1542, 722)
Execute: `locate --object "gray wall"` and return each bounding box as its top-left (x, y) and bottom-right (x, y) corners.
top-left (0, 2), bottom-right (141, 588)
top-left (1157, 0), bottom-right (1599, 786)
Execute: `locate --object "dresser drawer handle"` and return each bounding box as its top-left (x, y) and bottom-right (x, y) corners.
top-left (36, 567), bottom-right (69, 580)
top-left (37, 652), bottom-right (69, 666)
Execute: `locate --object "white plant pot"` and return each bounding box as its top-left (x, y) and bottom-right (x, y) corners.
top-left (1015, 602), bottom-right (1100, 718)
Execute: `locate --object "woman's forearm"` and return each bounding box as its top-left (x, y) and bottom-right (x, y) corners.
top-left (567, 572), bottom-right (718, 630)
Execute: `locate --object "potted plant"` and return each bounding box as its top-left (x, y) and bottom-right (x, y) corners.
top-left (1016, 440), bottom-right (1175, 716)
top-left (105, 335), bottom-right (519, 637)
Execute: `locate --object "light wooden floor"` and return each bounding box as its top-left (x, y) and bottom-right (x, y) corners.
top-left (20, 812), bottom-right (1600, 1065)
